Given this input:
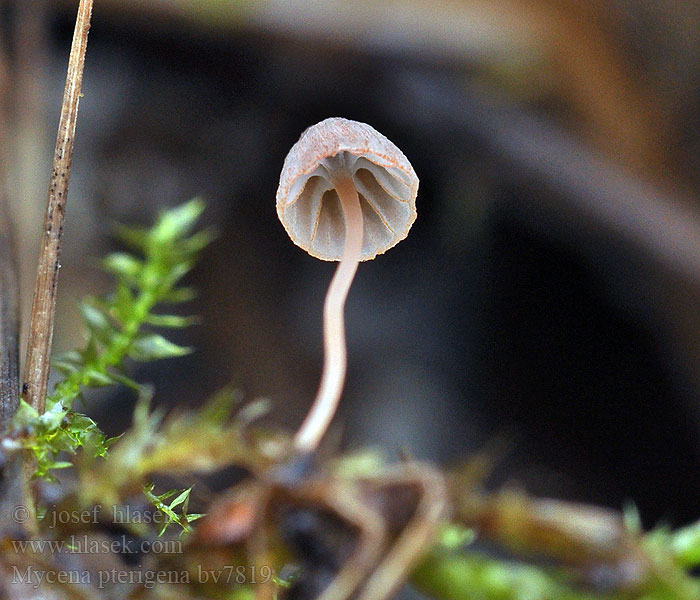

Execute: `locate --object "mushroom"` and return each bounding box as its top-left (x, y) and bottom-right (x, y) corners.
top-left (276, 117), bottom-right (419, 453)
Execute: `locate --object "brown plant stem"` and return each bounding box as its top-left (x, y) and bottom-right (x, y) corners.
top-left (21, 0), bottom-right (93, 415)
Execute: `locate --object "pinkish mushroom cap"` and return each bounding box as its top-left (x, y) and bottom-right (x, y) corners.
top-left (276, 117), bottom-right (419, 261)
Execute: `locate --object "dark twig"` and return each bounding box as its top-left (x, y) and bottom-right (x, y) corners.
top-left (0, 198), bottom-right (24, 537)
top-left (0, 20), bottom-right (23, 535)
top-left (21, 0), bottom-right (93, 415)
top-left (0, 5), bottom-right (18, 435)
top-left (0, 201), bottom-right (18, 433)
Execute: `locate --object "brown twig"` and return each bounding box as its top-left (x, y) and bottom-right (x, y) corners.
top-left (21, 0), bottom-right (93, 415)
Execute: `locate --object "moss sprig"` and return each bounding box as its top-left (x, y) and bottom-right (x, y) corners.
top-left (142, 483), bottom-right (203, 537)
top-left (6, 199), bottom-right (213, 479)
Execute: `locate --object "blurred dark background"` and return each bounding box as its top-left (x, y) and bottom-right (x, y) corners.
top-left (1, 0), bottom-right (699, 530)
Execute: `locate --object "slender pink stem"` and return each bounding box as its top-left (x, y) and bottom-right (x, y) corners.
top-left (293, 175), bottom-right (364, 453)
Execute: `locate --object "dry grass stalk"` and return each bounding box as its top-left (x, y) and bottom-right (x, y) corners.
top-left (21, 0), bottom-right (94, 414)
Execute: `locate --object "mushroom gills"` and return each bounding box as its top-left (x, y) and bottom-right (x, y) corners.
top-left (284, 156), bottom-right (414, 260)
top-left (353, 157), bottom-right (413, 201)
top-left (353, 168), bottom-right (413, 232)
top-left (284, 175), bottom-right (330, 248)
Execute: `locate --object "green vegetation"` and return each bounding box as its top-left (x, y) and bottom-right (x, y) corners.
top-left (8, 199), bottom-right (212, 479)
top-left (2, 200), bottom-right (700, 600)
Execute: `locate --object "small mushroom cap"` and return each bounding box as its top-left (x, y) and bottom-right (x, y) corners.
top-left (277, 117), bottom-right (419, 261)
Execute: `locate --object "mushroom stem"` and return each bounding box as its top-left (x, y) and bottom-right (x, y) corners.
top-left (293, 175), bottom-right (364, 453)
